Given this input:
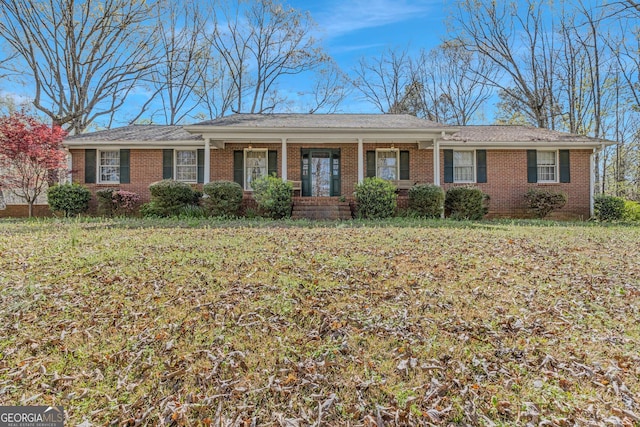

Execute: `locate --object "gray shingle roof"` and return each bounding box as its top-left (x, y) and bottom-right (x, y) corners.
top-left (193, 114), bottom-right (449, 129)
top-left (446, 125), bottom-right (604, 143)
top-left (63, 117), bottom-right (608, 146)
top-left (65, 125), bottom-right (202, 141)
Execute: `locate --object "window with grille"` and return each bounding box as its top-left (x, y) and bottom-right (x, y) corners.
top-left (99, 150), bottom-right (120, 183)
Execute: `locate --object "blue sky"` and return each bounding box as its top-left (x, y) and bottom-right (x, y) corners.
top-left (296, 0), bottom-right (448, 56)
top-left (0, 0), bottom-right (453, 124)
top-left (285, 0), bottom-right (450, 113)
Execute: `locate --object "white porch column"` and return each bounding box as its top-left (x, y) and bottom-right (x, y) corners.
top-left (590, 147), bottom-right (596, 217)
top-left (357, 138), bottom-right (364, 183)
top-left (433, 138), bottom-right (440, 186)
top-left (204, 138), bottom-right (211, 184)
top-left (281, 138), bottom-right (288, 181)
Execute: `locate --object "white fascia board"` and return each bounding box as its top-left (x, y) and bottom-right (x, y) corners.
top-left (439, 141), bottom-right (603, 150)
top-left (63, 140), bottom-right (203, 149)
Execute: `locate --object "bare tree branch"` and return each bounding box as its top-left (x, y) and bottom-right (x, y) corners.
top-left (451, 0), bottom-right (559, 129)
top-left (352, 47), bottom-right (414, 114)
top-left (0, 0), bottom-right (160, 134)
top-left (208, 0), bottom-right (328, 114)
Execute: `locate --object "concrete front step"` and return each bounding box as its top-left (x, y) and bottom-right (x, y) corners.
top-left (291, 200), bottom-right (352, 220)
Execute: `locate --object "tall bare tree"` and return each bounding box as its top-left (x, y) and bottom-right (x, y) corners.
top-left (0, 0), bottom-right (159, 134)
top-left (452, 0), bottom-right (560, 129)
top-left (208, 0), bottom-right (328, 114)
top-left (130, 1), bottom-right (208, 125)
top-left (304, 60), bottom-right (350, 114)
top-left (193, 55), bottom-right (237, 120)
top-left (412, 41), bottom-right (496, 125)
top-left (352, 47), bottom-right (415, 114)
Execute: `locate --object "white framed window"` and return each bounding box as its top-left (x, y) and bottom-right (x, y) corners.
top-left (244, 149), bottom-right (268, 190)
top-left (453, 150), bottom-right (475, 183)
top-left (99, 150), bottom-right (120, 183)
top-left (376, 149), bottom-right (399, 180)
top-left (537, 150), bottom-right (557, 182)
top-left (175, 150), bottom-right (197, 182)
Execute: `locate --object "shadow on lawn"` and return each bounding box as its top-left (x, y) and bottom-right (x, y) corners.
top-left (2, 215), bottom-right (637, 234)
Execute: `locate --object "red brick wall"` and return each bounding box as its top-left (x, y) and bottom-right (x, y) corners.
top-left (0, 205), bottom-right (54, 218)
top-left (439, 149), bottom-right (592, 219)
top-left (65, 146), bottom-right (592, 219)
top-left (70, 149), bottom-right (170, 211)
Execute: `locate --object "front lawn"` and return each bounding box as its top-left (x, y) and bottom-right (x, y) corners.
top-left (0, 218), bottom-right (638, 425)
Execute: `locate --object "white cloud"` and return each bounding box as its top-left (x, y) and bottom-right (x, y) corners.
top-left (313, 0), bottom-right (435, 39)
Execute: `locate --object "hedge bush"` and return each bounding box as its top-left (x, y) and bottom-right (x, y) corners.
top-left (251, 175), bottom-right (293, 219)
top-left (524, 188), bottom-right (567, 218)
top-left (593, 195), bottom-right (625, 221)
top-left (96, 188), bottom-right (116, 216)
top-left (353, 177), bottom-right (398, 219)
top-left (444, 186), bottom-right (489, 220)
top-left (144, 180), bottom-right (200, 217)
top-left (47, 183), bottom-right (91, 217)
top-left (139, 201), bottom-right (165, 218)
top-left (203, 180), bottom-right (244, 217)
top-left (113, 190), bottom-right (141, 215)
top-left (408, 184), bottom-right (444, 218)
top-left (624, 200), bottom-right (640, 221)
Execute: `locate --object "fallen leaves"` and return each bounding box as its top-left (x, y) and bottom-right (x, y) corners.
top-left (0, 220), bottom-right (639, 425)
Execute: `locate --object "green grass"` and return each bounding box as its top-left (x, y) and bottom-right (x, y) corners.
top-left (0, 217), bottom-right (639, 425)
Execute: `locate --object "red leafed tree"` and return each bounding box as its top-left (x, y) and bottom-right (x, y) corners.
top-left (0, 113), bottom-right (67, 216)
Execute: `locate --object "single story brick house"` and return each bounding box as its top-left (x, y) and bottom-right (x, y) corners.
top-left (1, 114), bottom-right (607, 218)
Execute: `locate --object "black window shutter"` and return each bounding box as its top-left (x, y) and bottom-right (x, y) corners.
top-left (197, 148), bottom-right (205, 183)
top-left (233, 150), bottom-right (244, 186)
top-left (527, 150), bottom-right (537, 183)
top-left (268, 150), bottom-right (278, 176)
top-left (476, 150), bottom-right (487, 183)
top-left (399, 151), bottom-right (410, 180)
top-left (119, 149), bottom-right (130, 184)
top-left (559, 150), bottom-right (570, 183)
top-left (443, 149), bottom-right (454, 183)
top-left (331, 150), bottom-right (341, 196)
top-left (366, 151), bottom-right (376, 177)
top-left (162, 149), bottom-right (173, 179)
top-left (84, 149), bottom-right (96, 184)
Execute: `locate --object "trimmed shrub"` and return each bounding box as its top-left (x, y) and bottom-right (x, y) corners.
top-left (593, 195), bottom-right (625, 221)
top-left (624, 200), bottom-right (640, 221)
top-left (203, 180), bottom-right (244, 217)
top-left (524, 188), bottom-right (567, 219)
top-left (96, 188), bottom-right (116, 216)
top-left (408, 184), bottom-right (444, 218)
top-left (113, 190), bottom-right (141, 215)
top-left (47, 183), bottom-right (91, 217)
top-left (146, 180), bottom-right (199, 217)
top-left (444, 186), bottom-right (489, 220)
top-left (353, 177), bottom-right (398, 219)
top-left (251, 175), bottom-right (293, 219)
top-left (139, 201), bottom-right (164, 217)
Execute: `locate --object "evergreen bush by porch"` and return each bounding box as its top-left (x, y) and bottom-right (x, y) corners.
top-left (444, 186), bottom-right (489, 220)
top-left (524, 188), bottom-right (567, 218)
top-left (354, 177), bottom-right (398, 219)
top-left (251, 175), bottom-right (293, 219)
top-left (408, 184), bottom-right (444, 218)
top-left (203, 180), bottom-right (244, 217)
top-left (143, 179), bottom-right (200, 217)
top-left (47, 183), bottom-right (91, 217)
top-left (96, 188), bottom-right (116, 216)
